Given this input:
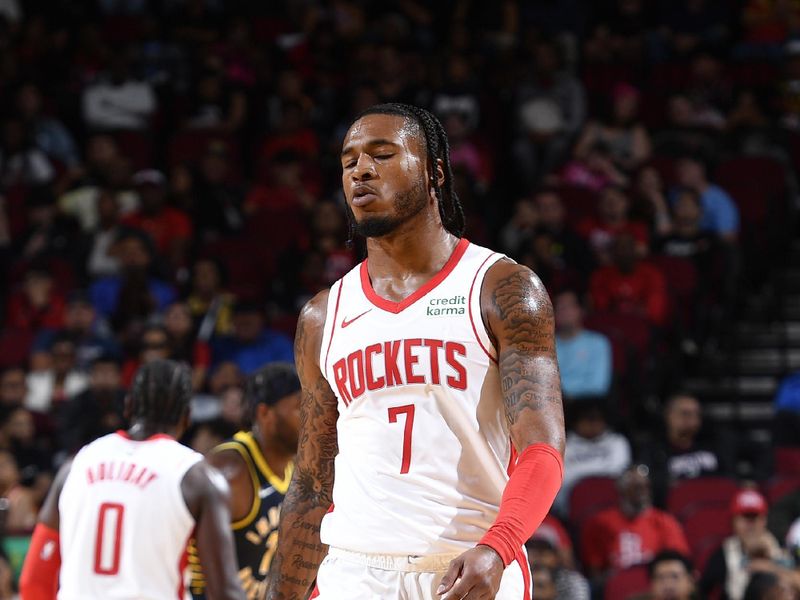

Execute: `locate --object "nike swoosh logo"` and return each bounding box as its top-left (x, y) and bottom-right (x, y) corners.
top-left (341, 309), bottom-right (372, 328)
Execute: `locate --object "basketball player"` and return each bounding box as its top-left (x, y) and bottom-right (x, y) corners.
top-left (18, 360), bottom-right (245, 600)
top-left (189, 362), bottom-right (300, 599)
top-left (265, 104), bottom-right (566, 600)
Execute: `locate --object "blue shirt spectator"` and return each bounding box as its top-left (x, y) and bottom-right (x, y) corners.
top-left (675, 156), bottom-right (740, 240)
top-left (211, 303), bottom-right (293, 375)
top-left (554, 290), bottom-right (612, 399)
top-left (89, 275), bottom-right (176, 320)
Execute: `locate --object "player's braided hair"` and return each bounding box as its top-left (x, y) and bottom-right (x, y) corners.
top-left (346, 103), bottom-right (465, 239)
top-left (130, 359), bottom-right (191, 427)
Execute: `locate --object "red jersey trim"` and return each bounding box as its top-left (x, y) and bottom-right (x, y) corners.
top-left (115, 430), bottom-right (174, 442)
top-left (359, 238), bottom-right (470, 314)
top-left (324, 280), bottom-right (344, 375)
top-left (468, 252), bottom-right (499, 363)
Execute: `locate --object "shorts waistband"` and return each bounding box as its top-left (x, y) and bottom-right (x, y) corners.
top-left (327, 547), bottom-right (462, 572)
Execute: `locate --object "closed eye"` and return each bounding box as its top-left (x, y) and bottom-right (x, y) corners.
top-left (374, 154), bottom-right (394, 160)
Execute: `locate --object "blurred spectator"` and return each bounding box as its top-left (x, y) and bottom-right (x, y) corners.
top-left (574, 83), bottom-right (652, 172)
top-left (531, 564), bottom-right (558, 600)
top-left (260, 100), bottom-right (320, 161)
top-left (193, 140), bottom-right (245, 240)
top-left (14, 185), bottom-right (81, 262)
top-left (499, 196), bottom-right (539, 257)
top-left (187, 257), bottom-right (235, 338)
top-left (742, 571), bottom-right (798, 600)
top-left (534, 513), bottom-right (578, 569)
top-left (163, 301), bottom-right (210, 391)
top-left (554, 290), bottom-right (612, 400)
top-left (82, 51), bottom-right (156, 130)
top-left (584, 0), bottom-right (649, 64)
top-left (516, 228), bottom-right (584, 294)
top-left (120, 325), bottom-right (170, 387)
top-left (211, 302), bottom-right (293, 376)
top-left (442, 111), bottom-right (492, 190)
top-left (16, 81), bottom-right (81, 171)
top-left (535, 190), bottom-right (593, 273)
top-left (244, 150), bottom-right (316, 215)
top-left (556, 401), bottom-right (631, 515)
top-left (513, 38), bottom-right (586, 189)
top-left (0, 116), bottom-right (54, 187)
top-left (673, 155), bottom-right (740, 242)
top-left (0, 449), bottom-right (36, 531)
top-left (526, 537), bottom-right (590, 599)
top-left (555, 141), bottom-right (629, 192)
top-left (0, 553), bottom-right (14, 600)
top-left (184, 61), bottom-right (247, 133)
top-left (432, 54), bottom-right (481, 131)
top-left (635, 166), bottom-right (673, 238)
top-left (24, 333), bottom-right (88, 413)
top-left (579, 185), bottom-right (649, 265)
top-left (0, 367), bottom-right (25, 408)
top-left (589, 233), bottom-right (669, 327)
top-left (655, 1), bottom-right (731, 58)
top-left (581, 465), bottom-right (690, 583)
top-left (32, 290), bottom-right (119, 372)
top-left (5, 264), bottom-right (65, 332)
top-left (780, 41), bottom-right (800, 131)
top-left (741, 0), bottom-right (800, 50)
top-left (639, 393), bottom-right (733, 507)
top-left (656, 188), bottom-right (716, 271)
top-left (647, 550), bottom-right (698, 600)
top-left (85, 188), bottom-right (124, 279)
top-left (181, 417), bottom-right (237, 455)
top-left (1, 406), bottom-right (52, 505)
top-left (88, 228), bottom-right (176, 330)
top-left (701, 489), bottom-right (787, 600)
top-left (123, 169), bottom-right (192, 270)
top-left (59, 354), bottom-right (125, 455)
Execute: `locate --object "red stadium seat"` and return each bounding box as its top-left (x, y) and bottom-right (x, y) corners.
top-left (0, 329), bottom-right (34, 369)
top-left (774, 447), bottom-right (800, 477)
top-left (649, 255), bottom-right (699, 327)
top-left (666, 477), bottom-right (739, 522)
top-left (569, 476), bottom-right (619, 531)
top-left (681, 506), bottom-right (732, 571)
top-left (604, 565), bottom-right (650, 600)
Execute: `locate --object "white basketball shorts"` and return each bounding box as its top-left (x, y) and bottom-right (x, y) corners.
top-left (310, 546), bottom-right (531, 599)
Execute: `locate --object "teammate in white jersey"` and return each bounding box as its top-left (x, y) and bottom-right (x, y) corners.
top-left (19, 360), bottom-right (246, 600)
top-left (266, 104), bottom-right (566, 600)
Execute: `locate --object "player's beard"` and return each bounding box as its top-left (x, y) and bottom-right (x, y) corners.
top-left (348, 179), bottom-right (428, 238)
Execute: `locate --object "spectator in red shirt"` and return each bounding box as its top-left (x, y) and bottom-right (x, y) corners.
top-left (5, 264), bottom-right (65, 332)
top-left (579, 185), bottom-right (649, 265)
top-left (581, 465), bottom-right (690, 585)
top-left (122, 169), bottom-right (192, 271)
top-left (589, 233), bottom-right (669, 326)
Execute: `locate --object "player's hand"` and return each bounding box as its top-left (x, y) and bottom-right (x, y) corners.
top-left (436, 545), bottom-right (504, 599)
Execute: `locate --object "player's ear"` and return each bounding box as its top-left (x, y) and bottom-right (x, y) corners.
top-left (434, 158), bottom-right (445, 189)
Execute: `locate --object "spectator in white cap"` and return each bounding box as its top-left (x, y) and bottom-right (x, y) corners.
top-left (701, 488), bottom-right (788, 600)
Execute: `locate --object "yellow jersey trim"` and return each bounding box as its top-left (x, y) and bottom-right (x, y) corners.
top-left (211, 440), bottom-right (261, 530)
top-left (233, 431), bottom-right (294, 494)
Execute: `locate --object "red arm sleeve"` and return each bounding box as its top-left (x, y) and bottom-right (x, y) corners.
top-left (19, 523), bottom-right (60, 600)
top-left (478, 443), bottom-right (563, 566)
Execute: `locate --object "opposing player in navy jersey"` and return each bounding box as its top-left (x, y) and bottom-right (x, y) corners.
top-left (266, 104), bottom-right (566, 600)
top-left (189, 362), bottom-right (300, 600)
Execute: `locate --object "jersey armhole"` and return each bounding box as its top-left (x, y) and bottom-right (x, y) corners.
top-left (468, 252), bottom-right (506, 363)
top-left (212, 441), bottom-right (261, 530)
top-left (319, 278), bottom-right (344, 380)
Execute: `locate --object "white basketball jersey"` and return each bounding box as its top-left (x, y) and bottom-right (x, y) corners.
top-left (58, 432), bottom-right (203, 600)
top-left (319, 239), bottom-right (513, 556)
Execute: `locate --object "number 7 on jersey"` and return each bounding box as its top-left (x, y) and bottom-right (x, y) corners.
top-left (387, 404), bottom-right (415, 474)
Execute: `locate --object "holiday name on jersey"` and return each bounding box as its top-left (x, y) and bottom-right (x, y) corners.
top-left (331, 338), bottom-right (467, 406)
top-left (85, 461), bottom-right (158, 489)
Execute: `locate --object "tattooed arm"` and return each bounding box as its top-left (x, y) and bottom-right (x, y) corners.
top-left (438, 260), bottom-right (565, 599)
top-left (482, 259), bottom-right (565, 454)
top-left (264, 290), bottom-right (338, 600)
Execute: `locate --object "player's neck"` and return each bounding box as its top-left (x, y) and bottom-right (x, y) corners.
top-left (126, 420), bottom-right (176, 441)
top-left (253, 429), bottom-right (293, 479)
top-left (365, 216), bottom-right (459, 280)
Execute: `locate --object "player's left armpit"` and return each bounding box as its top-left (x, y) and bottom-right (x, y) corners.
top-left (478, 443), bottom-right (563, 566)
top-left (19, 523), bottom-right (61, 600)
